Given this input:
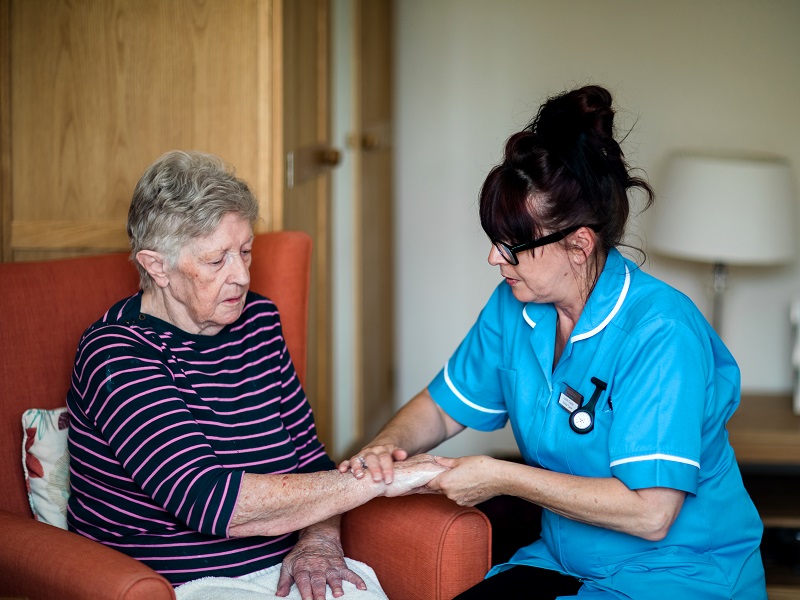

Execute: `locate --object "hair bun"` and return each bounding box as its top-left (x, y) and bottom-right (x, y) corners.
top-left (532, 85), bottom-right (615, 149)
top-left (504, 130), bottom-right (541, 168)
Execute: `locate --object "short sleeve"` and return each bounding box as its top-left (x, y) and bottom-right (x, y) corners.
top-left (428, 284), bottom-right (510, 431)
top-left (608, 319), bottom-right (708, 494)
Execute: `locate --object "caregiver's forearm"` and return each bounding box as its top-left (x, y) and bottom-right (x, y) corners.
top-left (499, 460), bottom-right (685, 541)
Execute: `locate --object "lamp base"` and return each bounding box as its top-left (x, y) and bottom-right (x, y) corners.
top-left (791, 299), bottom-right (800, 415)
top-left (710, 262), bottom-right (728, 334)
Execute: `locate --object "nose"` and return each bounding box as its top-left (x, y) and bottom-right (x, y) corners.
top-left (228, 253), bottom-right (251, 287)
top-left (488, 244), bottom-right (506, 266)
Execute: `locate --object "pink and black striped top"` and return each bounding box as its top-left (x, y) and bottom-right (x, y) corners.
top-left (66, 291), bottom-right (333, 585)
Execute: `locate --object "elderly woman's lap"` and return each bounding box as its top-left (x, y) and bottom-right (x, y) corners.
top-left (175, 558), bottom-right (388, 600)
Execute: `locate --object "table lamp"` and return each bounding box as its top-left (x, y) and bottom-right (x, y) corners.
top-left (649, 153), bottom-right (797, 333)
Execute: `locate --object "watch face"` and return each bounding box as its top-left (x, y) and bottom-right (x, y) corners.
top-left (571, 410), bottom-right (593, 431)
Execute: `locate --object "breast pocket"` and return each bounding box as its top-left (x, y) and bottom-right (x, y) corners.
top-left (563, 383), bottom-right (614, 477)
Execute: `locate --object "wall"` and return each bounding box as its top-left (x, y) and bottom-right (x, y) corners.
top-left (332, 0), bottom-right (358, 457)
top-left (394, 0), bottom-right (800, 457)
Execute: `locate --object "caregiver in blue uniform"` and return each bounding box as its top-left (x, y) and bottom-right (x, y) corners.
top-left (339, 84), bottom-right (766, 599)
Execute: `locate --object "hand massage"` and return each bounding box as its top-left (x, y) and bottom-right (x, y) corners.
top-left (7, 83), bottom-right (766, 600)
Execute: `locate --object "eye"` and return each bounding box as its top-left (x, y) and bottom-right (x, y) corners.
top-left (209, 257), bottom-right (224, 266)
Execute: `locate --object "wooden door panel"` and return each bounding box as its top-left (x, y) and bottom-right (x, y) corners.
top-left (281, 0), bottom-right (333, 447)
top-left (8, 0), bottom-right (270, 259)
top-left (355, 0), bottom-right (395, 440)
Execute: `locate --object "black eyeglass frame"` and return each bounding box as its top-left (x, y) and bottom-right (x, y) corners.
top-left (494, 224), bottom-right (600, 265)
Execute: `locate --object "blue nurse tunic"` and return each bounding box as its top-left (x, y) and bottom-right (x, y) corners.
top-left (428, 249), bottom-right (766, 599)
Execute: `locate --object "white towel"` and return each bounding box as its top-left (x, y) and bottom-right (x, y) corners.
top-left (175, 558), bottom-right (389, 600)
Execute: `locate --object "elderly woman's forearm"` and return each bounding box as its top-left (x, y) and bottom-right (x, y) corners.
top-left (227, 469), bottom-right (385, 537)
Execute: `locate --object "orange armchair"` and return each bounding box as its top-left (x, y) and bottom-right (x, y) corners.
top-left (0, 231), bottom-right (490, 600)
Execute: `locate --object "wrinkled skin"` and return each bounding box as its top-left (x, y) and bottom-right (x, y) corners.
top-left (276, 455), bottom-right (446, 599)
top-left (276, 524), bottom-right (365, 600)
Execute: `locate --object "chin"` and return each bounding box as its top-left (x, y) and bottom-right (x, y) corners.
top-left (225, 308), bottom-right (245, 324)
top-left (215, 305), bottom-right (245, 326)
top-left (510, 288), bottom-right (535, 304)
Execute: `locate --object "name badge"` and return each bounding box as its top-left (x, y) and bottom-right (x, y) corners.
top-left (558, 384), bottom-right (583, 413)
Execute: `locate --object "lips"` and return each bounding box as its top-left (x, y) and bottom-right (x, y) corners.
top-left (223, 287), bottom-right (248, 304)
top-left (501, 273), bottom-right (518, 285)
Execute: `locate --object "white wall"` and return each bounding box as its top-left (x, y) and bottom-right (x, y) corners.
top-left (331, 0), bottom-right (357, 458)
top-left (394, 0), bottom-right (800, 457)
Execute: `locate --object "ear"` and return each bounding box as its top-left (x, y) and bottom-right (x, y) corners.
top-left (136, 250), bottom-right (171, 288)
top-left (567, 226), bottom-right (597, 265)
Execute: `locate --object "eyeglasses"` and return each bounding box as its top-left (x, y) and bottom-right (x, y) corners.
top-left (494, 224), bottom-right (598, 265)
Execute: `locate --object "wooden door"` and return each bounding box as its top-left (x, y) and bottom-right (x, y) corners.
top-left (1, 0), bottom-right (280, 262)
top-left (353, 0), bottom-right (395, 440)
top-left (279, 0), bottom-right (336, 448)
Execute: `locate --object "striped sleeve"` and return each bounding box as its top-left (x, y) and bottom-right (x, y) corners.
top-left (70, 325), bottom-right (242, 537)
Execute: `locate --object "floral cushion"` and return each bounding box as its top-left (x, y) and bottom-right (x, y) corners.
top-left (21, 407), bottom-right (71, 529)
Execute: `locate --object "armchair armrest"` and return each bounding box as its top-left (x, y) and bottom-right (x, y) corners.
top-left (0, 509), bottom-right (174, 600)
top-left (341, 495), bottom-right (491, 600)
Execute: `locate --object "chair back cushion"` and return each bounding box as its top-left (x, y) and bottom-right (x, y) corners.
top-left (0, 252), bottom-right (139, 516)
top-left (248, 231), bottom-right (312, 387)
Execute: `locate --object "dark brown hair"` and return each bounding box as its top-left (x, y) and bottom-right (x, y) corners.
top-left (479, 85), bottom-right (654, 260)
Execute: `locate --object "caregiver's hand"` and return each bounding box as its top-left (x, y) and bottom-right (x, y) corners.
top-left (427, 455), bottom-right (499, 507)
top-left (338, 444), bottom-right (409, 484)
top-left (276, 521), bottom-right (365, 600)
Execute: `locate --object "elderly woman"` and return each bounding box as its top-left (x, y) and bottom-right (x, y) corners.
top-left (340, 85), bottom-right (766, 599)
top-left (66, 151), bottom-right (444, 599)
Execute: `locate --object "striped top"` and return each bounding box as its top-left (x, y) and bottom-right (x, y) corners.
top-left (66, 291), bottom-right (333, 585)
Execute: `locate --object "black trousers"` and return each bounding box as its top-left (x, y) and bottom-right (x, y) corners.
top-left (454, 565), bottom-right (582, 599)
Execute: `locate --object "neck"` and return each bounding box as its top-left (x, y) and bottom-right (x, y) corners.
top-left (553, 308), bottom-right (580, 370)
top-left (552, 249), bottom-right (608, 369)
top-left (140, 289), bottom-right (188, 330)
top-left (140, 289), bottom-right (166, 321)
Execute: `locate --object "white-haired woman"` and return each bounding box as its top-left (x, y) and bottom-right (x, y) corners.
top-left (67, 151), bottom-right (443, 599)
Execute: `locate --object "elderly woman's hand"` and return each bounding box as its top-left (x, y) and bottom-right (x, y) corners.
top-left (276, 520), bottom-right (366, 600)
top-left (382, 453), bottom-right (448, 497)
top-left (338, 444), bottom-right (409, 484)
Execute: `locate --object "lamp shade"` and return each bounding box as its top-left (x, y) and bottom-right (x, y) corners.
top-left (650, 154), bottom-right (797, 265)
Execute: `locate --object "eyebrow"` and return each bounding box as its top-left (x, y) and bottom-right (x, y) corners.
top-left (196, 240), bottom-right (254, 259)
